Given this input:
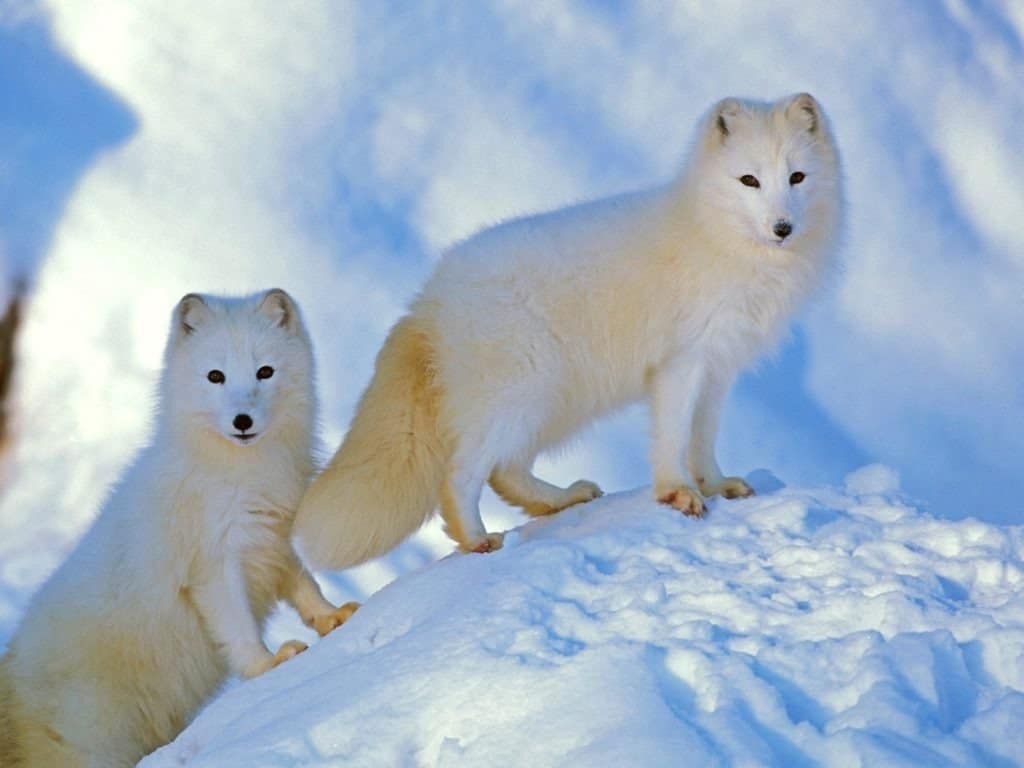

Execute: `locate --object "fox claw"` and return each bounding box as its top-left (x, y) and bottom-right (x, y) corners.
top-left (461, 532), bottom-right (505, 554)
top-left (701, 477), bottom-right (755, 500)
top-left (657, 486), bottom-right (707, 518)
top-left (567, 479), bottom-right (603, 504)
top-left (246, 639), bottom-right (308, 678)
top-left (271, 639), bottom-right (308, 667)
top-left (312, 601), bottom-right (361, 637)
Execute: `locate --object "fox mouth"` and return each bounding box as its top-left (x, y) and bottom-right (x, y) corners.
top-left (232, 432), bottom-right (260, 443)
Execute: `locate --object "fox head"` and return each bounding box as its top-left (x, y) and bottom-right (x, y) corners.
top-left (161, 288), bottom-right (315, 451)
top-left (690, 93), bottom-right (842, 253)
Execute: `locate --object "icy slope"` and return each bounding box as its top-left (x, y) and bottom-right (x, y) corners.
top-left (143, 467), bottom-right (1024, 768)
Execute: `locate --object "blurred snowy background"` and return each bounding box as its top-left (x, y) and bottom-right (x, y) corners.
top-left (1, 0), bottom-right (1022, 643)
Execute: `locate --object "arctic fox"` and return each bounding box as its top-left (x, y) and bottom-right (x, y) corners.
top-left (295, 92), bottom-right (842, 564)
top-left (0, 289), bottom-right (358, 767)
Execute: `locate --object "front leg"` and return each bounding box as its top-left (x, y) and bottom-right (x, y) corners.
top-left (688, 368), bottom-right (754, 500)
top-left (285, 557), bottom-right (360, 637)
top-left (647, 354), bottom-right (706, 517)
top-left (193, 552), bottom-right (307, 679)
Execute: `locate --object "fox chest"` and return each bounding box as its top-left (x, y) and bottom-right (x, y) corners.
top-left (684, 277), bottom-right (798, 364)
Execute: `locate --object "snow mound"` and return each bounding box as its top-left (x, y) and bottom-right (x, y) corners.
top-left (143, 473), bottom-right (1024, 767)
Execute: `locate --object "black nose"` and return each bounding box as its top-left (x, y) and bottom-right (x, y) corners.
top-left (233, 414), bottom-right (253, 432)
top-left (773, 220), bottom-right (793, 239)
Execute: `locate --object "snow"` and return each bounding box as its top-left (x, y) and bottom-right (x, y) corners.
top-left (139, 472), bottom-right (1024, 767)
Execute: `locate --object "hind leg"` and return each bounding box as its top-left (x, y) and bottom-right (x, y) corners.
top-left (439, 427), bottom-right (507, 553)
top-left (490, 463), bottom-right (602, 517)
top-left (440, 469), bottom-right (503, 554)
top-left (33, 678), bottom-right (147, 768)
top-left (18, 722), bottom-right (88, 768)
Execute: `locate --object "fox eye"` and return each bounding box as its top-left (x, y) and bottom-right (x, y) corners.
top-left (256, 365), bottom-right (275, 381)
top-left (207, 370), bottom-right (225, 384)
top-left (739, 175), bottom-right (760, 188)
top-left (789, 171), bottom-right (806, 185)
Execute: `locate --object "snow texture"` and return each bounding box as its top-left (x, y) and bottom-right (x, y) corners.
top-left (142, 469), bottom-right (1024, 768)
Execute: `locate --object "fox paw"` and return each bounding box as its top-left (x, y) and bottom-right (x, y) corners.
top-left (566, 479), bottom-right (604, 505)
top-left (522, 480), bottom-right (604, 517)
top-left (312, 601), bottom-right (361, 637)
top-left (270, 640), bottom-right (308, 668)
top-left (459, 532), bottom-right (505, 554)
top-left (701, 477), bottom-right (755, 500)
top-left (245, 639), bottom-right (308, 678)
top-left (657, 485), bottom-right (707, 518)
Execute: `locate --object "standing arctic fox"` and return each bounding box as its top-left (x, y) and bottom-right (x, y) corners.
top-left (0, 289), bottom-right (357, 767)
top-left (295, 93), bottom-right (842, 564)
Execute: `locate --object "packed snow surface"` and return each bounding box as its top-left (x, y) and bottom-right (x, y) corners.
top-left (143, 468), bottom-right (1024, 768)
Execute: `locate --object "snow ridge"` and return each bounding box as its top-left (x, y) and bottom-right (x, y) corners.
top-left (144, 467), bottom-right (1024, 768)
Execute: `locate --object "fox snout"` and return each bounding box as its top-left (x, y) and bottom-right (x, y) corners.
top-left (231, 412), bottom-right (260, 443)
top-left (772, 218), bottom-right (793, 240)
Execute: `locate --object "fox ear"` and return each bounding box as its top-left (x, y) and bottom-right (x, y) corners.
top-left (784, 92), bottom-right (820, 134)
top-left (258, 288), bottom-right (300, 332)
top-left (175, 293), bottom-right (209, 337)
top-left (712, 98), bottom-right (743, 142)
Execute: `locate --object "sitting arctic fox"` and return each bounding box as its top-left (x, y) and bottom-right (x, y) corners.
top-left (0, 289), bottom-right (357, 767)
top-left (295, 92), bottom-right (843, 563)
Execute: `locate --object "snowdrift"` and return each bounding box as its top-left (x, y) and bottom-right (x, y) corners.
top-left (142, 467), bottom-right (1024, 768)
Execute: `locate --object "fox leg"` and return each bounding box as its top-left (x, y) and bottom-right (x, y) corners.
top-left (688, 369), bottom-right (754, 500)
top-left (489, 463), bottom-right (602, 517)
top-left (439, 439), bottom-right (504, 553)
top-left (648, 354), bottom-right (707, 517)
top-left (284, 557), bottom-right (360, 637)
top-left (19, 689), bottom-right (131, 768)
top-left (193, 552), bottom-right (306, 678)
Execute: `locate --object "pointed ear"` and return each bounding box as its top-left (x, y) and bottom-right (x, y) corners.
top-left (175, 293), bottom-right (209, 337)
top-left (258, 288), bottom-right (300, 332)
top-left (783, 92), bottom-right (820, 134)
top-left (711, 97), bottom-right (744, 143)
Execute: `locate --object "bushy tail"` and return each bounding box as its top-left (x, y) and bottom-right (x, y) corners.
top-left (294, 316), bottom-right (447, 570)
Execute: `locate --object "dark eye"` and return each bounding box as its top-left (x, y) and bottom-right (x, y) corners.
top-left (789, 171), bottom-right (806, 185)
top-left (739, 175), bottom-right (760, 188)
top-left (207, 370), bottom-right (225, 384)
top-left (256, 366), bottom-right (274, 381)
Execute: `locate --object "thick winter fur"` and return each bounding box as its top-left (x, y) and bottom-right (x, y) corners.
top-left (0, 289), bottom-right (357, 767)
top-left (295, 93), bottom-right (843, 565)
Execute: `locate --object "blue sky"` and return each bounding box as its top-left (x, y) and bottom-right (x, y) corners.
top-left (0, 3), bottom-right (1022, 626)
